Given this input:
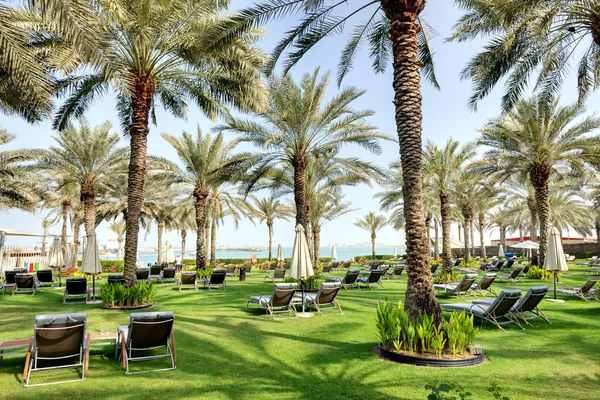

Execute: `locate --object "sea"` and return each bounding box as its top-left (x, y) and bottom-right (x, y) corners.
top-left (100, 246), bottom-right (406, 264)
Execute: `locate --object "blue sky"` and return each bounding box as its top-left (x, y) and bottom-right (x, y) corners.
top-left (1, 0), bottom-right (599, 250)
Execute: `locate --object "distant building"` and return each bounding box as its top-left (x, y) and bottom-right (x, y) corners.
top-left (491, 236), bottom-right (595, 245)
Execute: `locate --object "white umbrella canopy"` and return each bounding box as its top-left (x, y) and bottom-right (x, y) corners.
top-left (164, 241), bottom-right (175, 263)
top-left (544, 227), bottom-right (568, 300)
top-left (331, 245), bottom-right (337, 260)
top-left (290, 225), bottom-right (314, 280)
top-left (498, 244), bottom-right (505, 258)
top-left (81, 233), bottom-right (102, 275)
top-left (47, 237), bottom-right (64, 267)
top-left (510, 240), bottom-right (540, 249)
top-left (277, 243), bottom-right (284, 262)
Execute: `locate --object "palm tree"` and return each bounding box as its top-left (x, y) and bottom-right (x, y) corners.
top-left (477, 97), bottom-right (600, 265)
top-left (423, 139), bottom-right (476, 271)
top-left (145, 195), bottom-right (177, 265)
top-left (0, 128), bottom-right (41, 211)
top-left (40, 118), bottom-right (127, 236)
top-left (354, 212), bottom-right (387, 258)
top-left (173, 198), bottom-right (196, 259)
top-left (40, 215), bottom-right (56, 255)
top-left (216, 69), bottom-right (389, 234)
top-left (153, 128), bottom-right (253, 269)
top-left (311, 192), bottom-right (355, 265)
top-left (473, 186), bottom-right (501, 259)
top-left (109, 219), bottom-right (126, 260)
top-left (452, 0), bottom-right (600, 110)
top-left (251, 197), bottom-right (293, 260)
top-left (486, 208), bottom-right (513, 250)
top-left (549, 190), bottom-right (592, 238)
top-left (53, 0), bottom-right (268, 286)
top-left (236, 0), bottom-right (443, 320)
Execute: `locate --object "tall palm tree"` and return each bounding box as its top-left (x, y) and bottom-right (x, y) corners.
top-left (0, 128), bottom-right (41, 211)
top-left (145, 195), bottom-right (177, 265)
top-left (452, 0), bottom-right (600, 111)
top-left (354, 212), bottom-right (387, 258)
top-left (473, 185), bottom-right (501, 259)
top-left (477, 97), bottom-right (600, 265)
top-left (236, 0), bottom-right (443, 320)
top-left (153, 128), bottom-right (253, 269)
top-left (217, 69), bottom-right (390, 234)
top-left (549, 190), bottom-right (592, 238)
top-left (53, 0), bottom-right (268, 286)
top-left (251, 197), bottom-right (293, 260)
top-left (40, 118), bottom-right (127, 236)
top-left (423, 139), bottom-right (476, 271)
top-left (40, 215), bottom-right (56, 255)
top-left (109, 219), bottom-right (126, 260)
top-left (486, 208), bottom-right (513, 250)
top-left (173, 198), bottom-right (196, 258)
top-left (311, 192), bottom-right (355, 265)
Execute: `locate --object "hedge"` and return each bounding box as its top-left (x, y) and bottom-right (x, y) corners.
top-left (354, 255), bottom-right (401, 261)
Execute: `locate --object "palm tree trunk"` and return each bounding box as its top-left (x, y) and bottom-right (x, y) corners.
top-left (433, 218), bottom-right (439, 261)
top-left (306, 205), bottom-right (313, 259)
top-left (117, 238), bottom-right (123, 260)
top-left (440, 193), bottom-right (452, 273)
top-left (371, 235), bottom-right (376, 258)
top-left (385, 1), bottom-right (442, 323)
top-left (205, 209), bottom-right (210, 256)
top-left (210, 215), bottom-right (217, 268)
top-left (61, 201), bottom-right (70, 263)
top-left (157, 220), bottom-right (164, 264)
top-left (425, 212), bottom-right (432, 259)
top-left (314, 227), bottom-right (321, 266)
top-left (123, 80), bottom-right (154, 287)
top-left (470, 220), bottom-right (475, 256)
top-left (595, 220), bottom-right (600, 253)
top-left (72, 216), bottom-right (80, 270)
top-left (181, 228), bottom-right (187, 258)
top-left (527, 196), bottom-right (539, 265)
top-left (519, 224), bottom-right (524, 241)
top-left (292, 160), bottom-right (308, 232)
top-left (194, 186), bottom-right (209, 269)
top-left (532, 167), bottom-right (551, 267)
top-left (478, 212), bottom-right (486, 259)
top-left (500, 225), bottom-right (506, 248)
top-left (267, 222), bottom-right (273, 261)
top-left (463, 211), bottom-right (471, 263)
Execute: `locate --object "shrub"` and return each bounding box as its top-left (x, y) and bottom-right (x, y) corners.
top-left (197, 267), bottom-right (213, 279)
top-left (527, 266), bottom-right (557, 280)
top-left (284, 276), bottom-right (323, 290)
top-left (435, 272), bottom-right (461, 284)
top-left (460, 259), bottom-right (479, 269)
top-left (100, 281), bottom-right (157, 308)
top-left (376, 300), bottom-right (479, 358)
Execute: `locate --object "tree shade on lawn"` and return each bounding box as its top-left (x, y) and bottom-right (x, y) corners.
top-left (51, 0), bottom-right (268, 285)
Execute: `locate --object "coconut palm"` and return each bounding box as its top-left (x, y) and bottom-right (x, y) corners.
top-left (145, 194), bottom-right (177, 265)
top-left (216, 69), bottom-right (389, 235)
top-left (39, 118), bottom-right (128, 236)
top-left (310, 192), bottom-right (355, 265)
top-left (423, 139), bottom-right (476, 271)
top-left (354, 212), bottom-right (387, 258)
top-left (53, 0), bottom-right (268, 285)
top-left (251, 197), bottom-right (293, 261)
top-left (0, 128), bottom-right (41, 211)
top-left (236, 0), bottom-right (442, 320)
top-left (477, 97), bottom-right (600, 265)
top-left (109, 219), bottom-right (126, 260)
top-left (452, 0), bottom-right (600, 110)
top-left (153, 128), bottom-right (253, 269)
top-left (486, 208), bottom-right (513, 250)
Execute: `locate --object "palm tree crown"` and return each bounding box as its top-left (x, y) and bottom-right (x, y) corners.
top-left (251, 197), bottom-right (293, 260)
top-left (354, 211), bottom-right (387, 258)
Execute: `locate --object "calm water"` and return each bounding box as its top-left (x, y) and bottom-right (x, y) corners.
top-left (106, 246), bottom-right (405, 265)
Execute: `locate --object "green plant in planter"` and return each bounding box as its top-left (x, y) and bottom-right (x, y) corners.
top-left (435, 272), bottom-right (462, 284)
top-left (527, 266), bottom-right (558, 280)
top-left (197, 267), bottom-right (213, 279)
top-left (430, 324), bottom-right (446, 358)
top-left (100, 281), bottom-right (157, 308)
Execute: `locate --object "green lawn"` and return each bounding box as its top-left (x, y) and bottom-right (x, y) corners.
top-left (1, 263), bottom-right (599, 399)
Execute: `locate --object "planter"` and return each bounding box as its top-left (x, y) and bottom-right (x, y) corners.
top-left (101, 303), bottom-right (155, 311)
top-left (377, 343), bottom-right (486, 367)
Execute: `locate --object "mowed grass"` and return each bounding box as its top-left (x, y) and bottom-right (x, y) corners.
top-left (1, 263), bottom-right (599, 399)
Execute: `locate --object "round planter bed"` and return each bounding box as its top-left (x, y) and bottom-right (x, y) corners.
top-left (377, 344), bottom-right (486, 367)
top-left (101, 303), bottom-right (154, 311)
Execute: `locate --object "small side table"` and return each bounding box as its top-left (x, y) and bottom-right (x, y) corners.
top-left (85, 332), bottom-right (117, 373)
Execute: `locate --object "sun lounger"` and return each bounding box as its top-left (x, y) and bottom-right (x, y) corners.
top-left (555, 278), bottom-right (599, 302)
top-left (177, 271), bottom-right (198, 291)
top-left (226, 264), bottom-right (236, 277)
top-left (202, 270), bottom-right (226, 290)
top-left (25, 312), bottom-right (87, 387)
top-left (498, 268), bottom-right (523, 283)
top-left (264, 268), bottom-right (286, 283)
top-left (577, 256), bottom-right (597, 266)
top-left (473, 286), bottom-right (550, 326)
top-left (150, 265), bottom-right (162, 282)
top-left (161, 268), bottom-right (176, 283)
top-left (246, 283), bottom-right (298, 320)
top-left (108, 274), bottom-right (125, 285)
top-left (2, 270), bottom-right (18, 294)
top-left (12, 274), bottom-right (36, 296)
top-left (301, 282), bottom-right (343, 315)
top-left (357, 269), bottom-right (385, 289)
top-left (321, 263), bottom-right (334, 273)
top-left (136, 268), bottom-right (150, 283)
top-left (471, 274), bottom-right (497, 297)
top-left (326, 269), bottom-right (360, 290)
top-left (387, 265), bottom-right (405, 279)
top-left (117, 311), bottom-right (176, 375)
top-left (62, 278), bottom-right (90, 303)
top-left (485, 260), bottom-right (504, 271)
top-left (442, 290), bottom-right (524, 332)
top-left (453, 259), bottom-right (463, 267)
top-left (434, 274), bottom-right (478, 299)
top-left (36, 270), bottom-right (56, 289)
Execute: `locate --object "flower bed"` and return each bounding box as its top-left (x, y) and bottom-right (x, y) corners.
top-left (100, 281), bottom-right (157, 309)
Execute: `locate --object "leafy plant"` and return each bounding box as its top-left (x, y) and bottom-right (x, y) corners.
top-left (425, 380), bottom-right (473, 400)
top-left (197, 267), bottom-right (213, 279)
top-left (435, 272), bottom-right (461, 284)
top-left (527, 266), bottom-right (557, 280)
top-left (100, 282), bottom-right (157, 308)
top-left (446, 311), bottom-right (479, 358)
